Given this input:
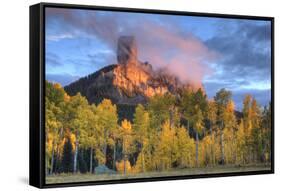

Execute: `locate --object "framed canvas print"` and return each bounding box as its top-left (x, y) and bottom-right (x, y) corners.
top-left (29, 2), bottom-right (274, 188)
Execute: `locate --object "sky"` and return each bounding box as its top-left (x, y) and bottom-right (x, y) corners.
top-left (45, 7), bottom-right (272, 110)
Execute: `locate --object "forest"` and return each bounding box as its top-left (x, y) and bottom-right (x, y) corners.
top-left (45, 81), bottom-right (271, 180)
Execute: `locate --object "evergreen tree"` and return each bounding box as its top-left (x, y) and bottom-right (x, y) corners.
top-left (61, 135), bottom-right (73, 173)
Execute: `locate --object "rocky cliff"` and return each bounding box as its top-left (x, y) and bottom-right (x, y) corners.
top-left (64, 36), bottom-right (202, 107)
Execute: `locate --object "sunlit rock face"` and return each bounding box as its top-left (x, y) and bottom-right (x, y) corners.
top-left (64, 36), bottom-right (202, 106)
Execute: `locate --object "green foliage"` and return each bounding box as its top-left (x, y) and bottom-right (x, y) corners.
top-left (45, 81), bottom-right (272, 176)
top-left (148, 93), bottom-right (179, 130)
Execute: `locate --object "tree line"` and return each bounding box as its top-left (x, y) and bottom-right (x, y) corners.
top-left (45, 81), bottom-right (271, 175)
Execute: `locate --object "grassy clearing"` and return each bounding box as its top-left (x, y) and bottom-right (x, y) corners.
top-left (46, 164), bottom-right (271, 184)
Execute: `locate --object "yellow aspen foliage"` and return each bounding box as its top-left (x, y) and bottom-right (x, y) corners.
top-left (53, 83), bottom-right (62, 89)
top-left (176, 127), bottom-right (195, 168)
top-left (116, 160), bottom-right (132, 174)
top-left (45, 80), bottom-right (271, 175)
top-left (46, 133), bottom-right (54, 157)
top-left (223, 127), bottom-right (236, 164)
top-left (121, 119), bottom-right (133, 154)
top-left (70, 132), bottom-right (77, 152)
top-left (236, 122), bottom-right (246, 164)
top-left (122, 119), bottom-right (132, 131)
top-left (200, 135), bottom-right (213, 166)
top-left (64, 93), bottom-right (70, 102)
top-left (153, 121), bottom-right (175, 170)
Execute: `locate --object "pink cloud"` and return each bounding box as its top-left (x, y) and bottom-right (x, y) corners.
top-left (46, 8), bottom-right (219, 84)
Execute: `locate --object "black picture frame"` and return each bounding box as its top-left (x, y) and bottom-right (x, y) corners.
top-left (30, 2), bottom-right (274, 189)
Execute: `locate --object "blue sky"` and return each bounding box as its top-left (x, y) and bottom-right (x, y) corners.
top-left (45, 7), bottom-right (271, 110)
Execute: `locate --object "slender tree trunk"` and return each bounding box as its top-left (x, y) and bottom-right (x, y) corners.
top-left (220, 121), bottom-right (225, 165)
top-left (73, 133), bottom-right (79, 173)
top-left (103, 144), bottom-right (107, 165)
top-left (46, 133), bottom-right (49, 175)
top-left (141, 149), bottom-right (145, 172)
top-left (103, 130), bottom-right (107, 165)
top-left (169, 108), bottom-right (174, 128)
top-left (90, 147), bottom-right (93, 173)
top-left (195, 131), bottom-right (199, 167)
top-left (232, 129), bottom-right (237, 163)
top-left (124, 157), bottom-right (126, 174)
top-left (46, 156), bottom-right (48, 175)
top-left (50, 141), bottom-right (55, 174)
top-left (54, 127), bottom-right (64, 173)
top-left (210, 123), bottom-right (215, 166)
top-left (113, 143), bottom-right (116, 170)
top-left (123, 140), bottom-right (126, 175)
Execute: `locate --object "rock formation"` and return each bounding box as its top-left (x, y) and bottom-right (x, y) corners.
top-left (117, 36), bottom-right (138, 66)
top-left (64, 36), bottom-right (203, 119)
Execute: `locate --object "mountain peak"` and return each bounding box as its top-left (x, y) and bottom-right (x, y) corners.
top-left (64, 36), bottom-right (203, 107)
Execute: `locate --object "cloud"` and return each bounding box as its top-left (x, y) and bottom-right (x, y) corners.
top-left (204, 80), bottom-right (271, 110)
top-left (46, 8), bottom-right (218, 85)
top-left (205, 20), bottom-right (271, 82)
top-left (203, 20), bottom-right (271, 106)
top-left (45, 8), bottom-right (272, 107)
top-left (46, 33), bottom-right (75, 42)
top-left (46, 52), bottom-right (62, 67)
top-left (46, 73), bottom-right (80, 86)
top-left (233, 89), bottom-right (271, 110)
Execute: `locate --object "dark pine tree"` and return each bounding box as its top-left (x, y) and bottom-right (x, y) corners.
top-left (78, 149), bottom-right (88, 173)
top-left (61, 136), bottom-right (73, 173)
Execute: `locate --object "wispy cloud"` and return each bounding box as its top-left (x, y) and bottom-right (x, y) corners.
top-left (46, 52), bottom-right (62, 66)
top-left (46, 73), bottom-right (80, 86)
top-left (46, 33), bottom-right (76, 42)
top-left (45, 8), bottom-right (272, 108)
top-left (46, 8), bottom-right (218, 85)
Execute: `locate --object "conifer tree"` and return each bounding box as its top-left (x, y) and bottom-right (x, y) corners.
top-left (61, 134), bottom-right (74, 173)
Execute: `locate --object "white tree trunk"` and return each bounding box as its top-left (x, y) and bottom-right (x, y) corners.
top-left (210, 123), bottom-right (215, 166)
top-left (195, 131), bottom-right (199, 167)
top-left (220, 121), bottom-right (225, 164)
top-left (90, 147), bottom-right (93, 173)
top-left (141, 150), bottom-right (145, 172)
top-left (50, 141), bottom-right (55, 174)
top-left (113, 144), bottom-right (116, 170)
top-left (123, 140), bottom-right (126, 174)
top-left (124, 156), bottom-right (126, 175)
top-left (73, 137), bottom-right (79, 173)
